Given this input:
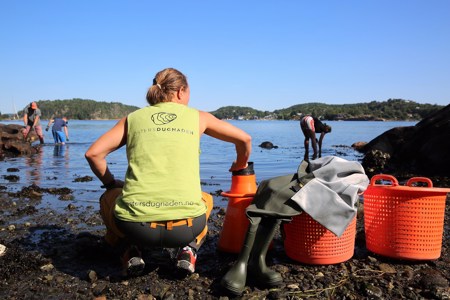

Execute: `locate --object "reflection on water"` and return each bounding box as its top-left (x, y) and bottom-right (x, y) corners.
top-left (25, 147), bottom-right (43, 185)
top-left (52, 144), bottom-right (70, 168)
top-left (53, 144), bottom-right (66, 157)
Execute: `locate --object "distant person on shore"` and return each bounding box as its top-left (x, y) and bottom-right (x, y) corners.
top-left (300, 115), bottom-right (331, 161)
top-left (22, 102), bottom-right (44, 144)
top-left (85, 67), bottom-right (252, 277)
top-left (46, 117), bottom-right (69, 145)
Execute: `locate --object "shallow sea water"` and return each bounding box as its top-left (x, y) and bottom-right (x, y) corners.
top-left (0, 119), bottom-right (416, 212)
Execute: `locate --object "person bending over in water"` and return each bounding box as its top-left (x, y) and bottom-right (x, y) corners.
top-left (46, 116), bottom-right (69, 144)
top-left (85, 68), bottom-right (252, 277)
top-left (300, 115), bottom-right (331, 161)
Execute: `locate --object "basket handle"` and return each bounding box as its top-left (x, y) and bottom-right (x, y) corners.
top-left (370, 174), bottom-right (399, 186)
top-left (406, 177), bottom-right (433, 188)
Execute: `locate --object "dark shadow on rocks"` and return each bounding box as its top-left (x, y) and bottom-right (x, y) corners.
top-left (359, 104), bottom-right (450, 178)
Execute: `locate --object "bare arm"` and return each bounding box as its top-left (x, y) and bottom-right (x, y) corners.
top-left (23, 114), bottom-right (28, 126)
top-left (199, 111), bottom-right (252, 171)
top-left (46, 118), bottom-right (54, 128)
top-left (63, 126), bottom-right (69, 139)
top-left (85, 117), bottom-right (127, 187)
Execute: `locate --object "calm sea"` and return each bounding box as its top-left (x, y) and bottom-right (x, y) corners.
top-left (0, 120), bottom-right (416, 210)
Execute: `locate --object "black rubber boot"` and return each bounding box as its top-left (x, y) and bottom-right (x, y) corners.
top-left (221, 221), bottom-right (259, 295)
top-left (247, 218), bottom-right (283, 287)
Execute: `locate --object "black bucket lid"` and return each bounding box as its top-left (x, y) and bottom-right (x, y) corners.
top-left (232, 161), bottom-right (255, 176)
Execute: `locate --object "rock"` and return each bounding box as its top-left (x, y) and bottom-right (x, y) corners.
top-left (40, 263), bottom-right (55, 272)
top-left (92, 281), bottom-right (107, 296)
top-left (418, 268), bottom-right (449, 289)
top-left (352, 141), bottom-right (367, 151)
top-left (88, 270), bottom-right (98, 283)
top-left (0, 123), bottom-right (39, 158)
top-left (359, 104), bottom-right (450, 176)
top-left (259, 141), bottom-right (278, 149)
top-left (379, 263), bottom-right (396, 274)
top-left (365, 284), bottom-right (383, 298)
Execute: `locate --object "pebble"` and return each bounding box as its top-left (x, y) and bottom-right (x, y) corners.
top-left (88, 270), bottom-right (98, 283)
top-left (92, 281), bottom-right (107, 296)
top-left (365, 284), bottom-right (383, 298)
top-left (40, 263), bottom-right (55, 272)
top-left (379, 263), bottom-right (396, 274)
top-left (0, 244), bottom-right (6, 256)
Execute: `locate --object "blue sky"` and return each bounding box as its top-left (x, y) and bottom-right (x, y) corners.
top-left (1, 1), bottom-right (449, 114)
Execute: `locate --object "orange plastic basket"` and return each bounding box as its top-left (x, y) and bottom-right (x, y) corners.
top-left (283, 213), bottom-right (356, 265)
top-left (363, 174), bottom-right (450, 260)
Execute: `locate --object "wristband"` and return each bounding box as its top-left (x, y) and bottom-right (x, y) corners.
top-left (101, 178), bottom-right (116, 189)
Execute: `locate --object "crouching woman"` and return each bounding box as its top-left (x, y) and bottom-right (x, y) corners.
top-left (85, 68), bottom-right (252, 277)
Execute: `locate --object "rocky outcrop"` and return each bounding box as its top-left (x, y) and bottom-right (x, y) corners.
top-left (0, 124), bottom-right (39, 159)
top-left (357, 104), bottom-right (450, 177)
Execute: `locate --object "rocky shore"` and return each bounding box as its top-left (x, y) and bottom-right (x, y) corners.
top-left (1, 176), bottom-right (449, 300)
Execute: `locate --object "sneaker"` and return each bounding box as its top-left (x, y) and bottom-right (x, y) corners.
top-left (176, 246), bottom-right (197, 274)
top-left (121, 245), bottom-right (145, 277)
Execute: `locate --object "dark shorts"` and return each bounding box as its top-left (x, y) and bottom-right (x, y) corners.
top-left (115, 214), bottom-right (207, 249)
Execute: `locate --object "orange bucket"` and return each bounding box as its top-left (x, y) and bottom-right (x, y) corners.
top-left (218, 163), bottom-right (257, 253)
top-left (283, 213), bottom-right (356, 264)
top-left (363, 174), bottom-right (450, 260)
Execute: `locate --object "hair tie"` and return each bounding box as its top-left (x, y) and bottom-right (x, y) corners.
top-left (152, 78), bottom-right (162, 90)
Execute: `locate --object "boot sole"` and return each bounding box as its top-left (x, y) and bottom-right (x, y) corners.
top-left (220, 279), bottom-right (245, 296)
top-left (247, 273), bottom-right (283, 287)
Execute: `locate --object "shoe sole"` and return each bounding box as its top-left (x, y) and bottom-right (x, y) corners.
top-left (176, 260), bottom-right (195, 274)
top-left (127, 257), bottom-right (145, 277)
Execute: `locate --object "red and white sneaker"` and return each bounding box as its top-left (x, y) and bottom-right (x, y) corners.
top-left (176, 246), bottom-right (197, 274)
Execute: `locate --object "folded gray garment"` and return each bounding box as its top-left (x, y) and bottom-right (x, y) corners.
top-left (291, 156), bottom-right (369, 237)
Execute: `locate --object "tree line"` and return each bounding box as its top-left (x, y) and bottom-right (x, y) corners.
top-left (10, 99), bottom-right (141, 120)
top-left (0, 98), bottom-right (445, 121)
top-left (211, 99), bottom-right (445, 121)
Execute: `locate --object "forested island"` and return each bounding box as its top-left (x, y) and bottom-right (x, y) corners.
top-left (0, 98), bottom-right (444, 121)
top-left (1, 99), bottom-right (140, 120)
top-left (212, 99), bottom-right (443, 121)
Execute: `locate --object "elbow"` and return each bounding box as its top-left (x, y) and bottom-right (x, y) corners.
top-left (84, 151), bottom-right (91, 163)
top-left (85, 149), bottom-right (95, 163)
top-left (245, 134), bottom-right (252, 147)
top-left (242, 134), bottom-right (252, 152)
top-left (241, 131), bottom-right (251, 142)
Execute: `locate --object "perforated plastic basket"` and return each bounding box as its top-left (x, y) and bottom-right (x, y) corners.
top-left (363, 174), bottom-right (450, 260)
top-left (283, 213), bottom-right (356, 265)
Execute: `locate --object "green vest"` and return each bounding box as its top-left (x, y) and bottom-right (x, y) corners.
top-left (115, 102), bottom-right (205, 222)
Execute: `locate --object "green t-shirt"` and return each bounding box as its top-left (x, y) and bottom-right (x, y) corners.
top-left (115, 102), bottom-right (205, 222)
